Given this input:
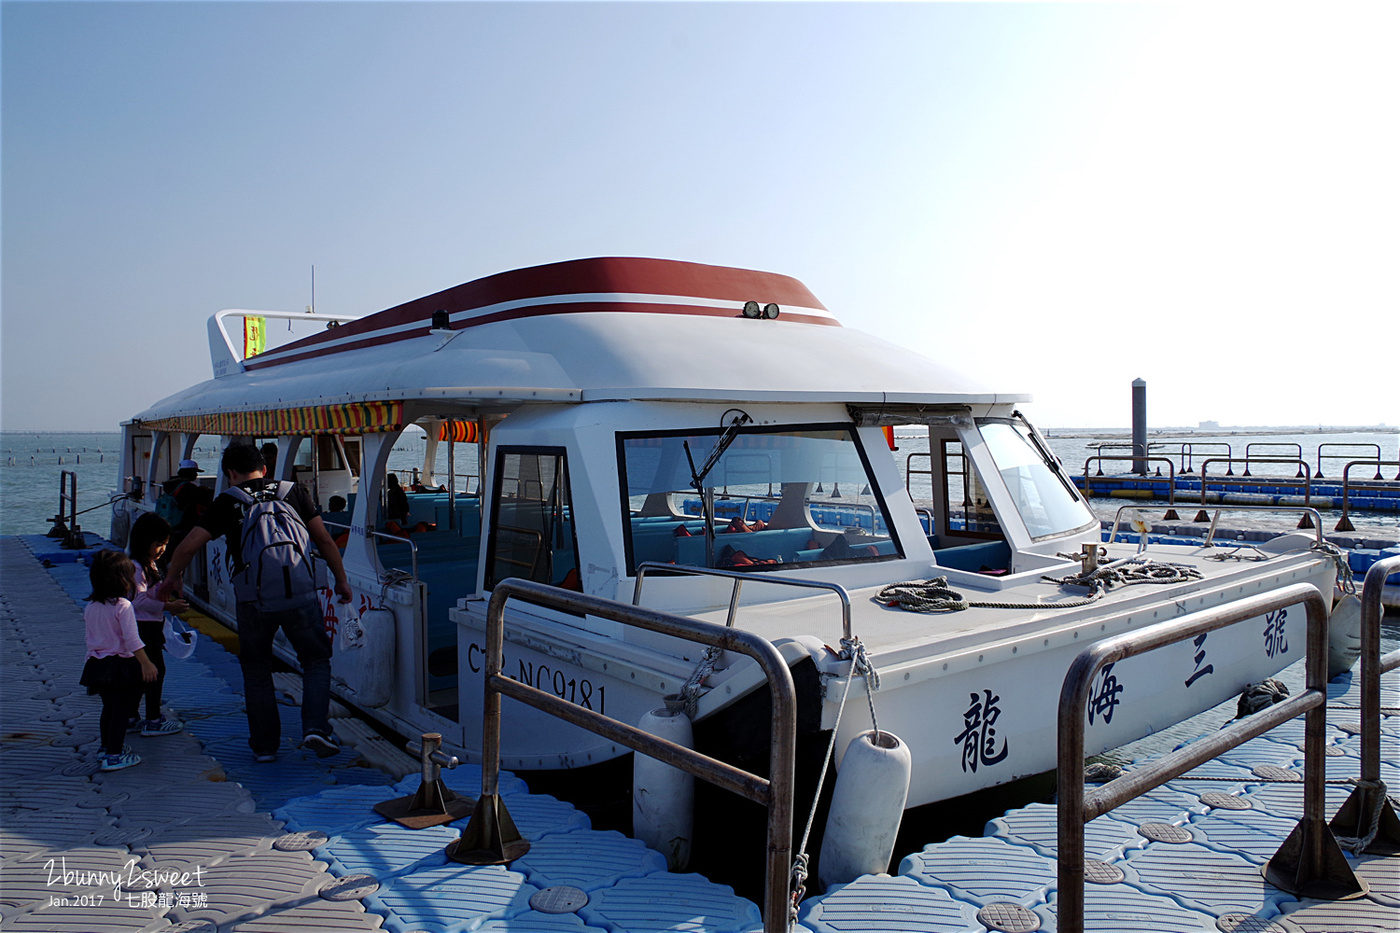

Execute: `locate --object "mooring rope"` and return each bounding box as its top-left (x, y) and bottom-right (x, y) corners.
top-left (1313, 540), bottom-right (1357, 595)
top-left (876, 558), bottom-right (1205, 615)
top-left (1332, 778), bottom-right (1391, 855)
top-left (679, 645), bottom-right (723, 719)
top-left (789, 636), bottom-right (875, 923)
top-left (875, 576), bottom-right (1101, 612)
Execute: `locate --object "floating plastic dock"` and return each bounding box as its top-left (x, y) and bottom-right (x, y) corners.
top-left (3, 534), bottom-right (1397, 932)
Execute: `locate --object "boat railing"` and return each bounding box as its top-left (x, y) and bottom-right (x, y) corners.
top-left (1056, 582), bottom-right (1363, 933)
top-left (1315, 443), bottom-right (1384, 479)
top-left (1243, 442), bottom-right (1305, 476)
top-left (45, 470), bottom-right (86, 548)
top-left (1335, 460), bottom-right (1400, 531)
top-left (708, 492), bottom-right (782, 523)
top-left (1329, 553), bottom-right (1400, 850)
top-left (322, 519), bottom-right (419, 582)
top-left (633, 560), bottom-right (852, 643)
top-left (915, 506), bottom-right (936, 537)
top-left (1078, 455), bottom-right (1177, 499)
top-left (1106, 503), bottom-right (1325, 548)
top-left (904, 451), bottom-right (934, 500)
top-left (1073, 441), bottom-right (1400, 483)
top-left (1199, 458), bottom-right (1315, 520)
top-left (473, 577), bottom-right (797, 933)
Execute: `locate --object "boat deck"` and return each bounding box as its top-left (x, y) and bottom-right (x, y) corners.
top-left (3, 533), bottom-right (1397, 932)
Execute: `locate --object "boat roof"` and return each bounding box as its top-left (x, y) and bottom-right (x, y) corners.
top-left (131, 257), bottom-right (1030, 430)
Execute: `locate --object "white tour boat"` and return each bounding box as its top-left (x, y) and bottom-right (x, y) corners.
top-left (110, 257), bottom-right (1342, 809)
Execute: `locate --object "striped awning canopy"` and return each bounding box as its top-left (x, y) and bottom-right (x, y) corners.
top-left (436, 420), bottom-right (481, 443)
top-left (137, 401), bottom-right (404, 436)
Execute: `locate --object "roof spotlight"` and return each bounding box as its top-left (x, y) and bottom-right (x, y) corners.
top-left (742, 300), bottom-right (761, 319)
top-left (763, 303), bottom-right (780, 319)
top-left (430, 309), bottom-right (450, 332)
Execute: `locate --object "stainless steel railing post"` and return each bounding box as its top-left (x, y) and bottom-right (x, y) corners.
top-left (1328, 554), bottom-right (1400, 852)
top-left (470, 578), bottom-right (797, 933)
top-left (1056, 583), bottom-right (1363, 933)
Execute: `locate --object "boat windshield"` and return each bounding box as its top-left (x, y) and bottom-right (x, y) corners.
top-left (619, 425), bottom-right (901, 573)
top-left (976, 419), bottom-right (1095, 539)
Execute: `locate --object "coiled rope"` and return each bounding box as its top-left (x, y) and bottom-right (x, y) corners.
top-left (876, 558), bottom-right (1204, 614)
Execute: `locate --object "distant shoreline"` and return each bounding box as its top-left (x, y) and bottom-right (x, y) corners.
top-left (1042, 426), bottom-right (1398, 440)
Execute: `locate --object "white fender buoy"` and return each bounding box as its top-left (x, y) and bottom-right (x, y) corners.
top-left (818, 729), bottom-right (911, 892)
top-left (356, 607), bottom-right (396, 708)
top-left (1328, 592), bottom-right (1362, 680)
top-left (633, 704), bottom-right (694, 870)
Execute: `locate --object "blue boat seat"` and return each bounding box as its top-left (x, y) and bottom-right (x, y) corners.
top-left (934, 540), bottom-right (1011, 574)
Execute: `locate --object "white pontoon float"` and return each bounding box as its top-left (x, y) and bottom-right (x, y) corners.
top-left (111, 257), bottom-right (1344, 809)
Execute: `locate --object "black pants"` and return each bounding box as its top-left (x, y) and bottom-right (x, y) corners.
top-left (99, 684), bottom-right (142, 754)
top-left (128, 619), bottom-right (166, 722)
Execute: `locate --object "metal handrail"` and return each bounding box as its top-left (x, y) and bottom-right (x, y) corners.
top-left (1316, 443), bottom-right (1382, 479)
top-left (1359, 555), bottom-right (1400, 753)
top-left (706, 492), bottom-right (782, 523)
top-left (1056, 583), bottom-right (1360, 932)
top-left (325, 520), bottom-right (420, 580)
top-left (634, 561), bottom-right (853, 643)
top-left (1330, 553), bottom-right (1400, 852)
top-left (904, 451), bottom-right (934, 499)
top-left (1335, 460), bottom-right (1400, 532)
top-left (1199, 457), bottom-right (1313, 509)
top-left (1106, 503), bottom-right (1325, 549)
top-left (1078, 456), bottom-right (1176, 503)
top-left (916, 507), bottom-right (936, 536)
top-left (1244, 442), bottom-right (1304, 476)
top-left (478, 578), bottom-right (797, 933)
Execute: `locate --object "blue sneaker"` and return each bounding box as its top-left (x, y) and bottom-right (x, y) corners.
top-left (98, 743), bottom-right (133, 757)
top-left (140, 717), bottom-right (184, 737)
top-left (101, 751), bottom-right (142, 772)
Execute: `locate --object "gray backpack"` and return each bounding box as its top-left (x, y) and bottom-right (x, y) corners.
top-left (225, 482), bottom-right (318, 608)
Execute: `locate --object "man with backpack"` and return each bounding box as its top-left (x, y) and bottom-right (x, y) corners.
top-left (161, 443), bottom-right (352, 762)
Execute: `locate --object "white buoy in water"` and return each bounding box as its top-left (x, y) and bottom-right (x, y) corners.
top-left (818, 729), bottom-right (911, 892)
top-left (1328, 592), bottom-right (1362, 679)
top-left (633, 704), bottom-right (694, 870)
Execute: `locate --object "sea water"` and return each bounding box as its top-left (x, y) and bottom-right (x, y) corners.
top-left (4, 428), bottom-right (1397, 537)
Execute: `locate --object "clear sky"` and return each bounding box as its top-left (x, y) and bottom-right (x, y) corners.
top-left (3, 1), bottom-right (1395, 432)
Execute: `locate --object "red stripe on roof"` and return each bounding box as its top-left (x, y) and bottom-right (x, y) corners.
top-left (244, 258), bottom-right (833, 371)
top-left (244, 298), bottom-right (837, 371)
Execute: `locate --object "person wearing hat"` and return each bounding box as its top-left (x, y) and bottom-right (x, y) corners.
top-left (156, 460), bottom-right (202, 572)
top-left (163, 460), bottom-right (200, 494)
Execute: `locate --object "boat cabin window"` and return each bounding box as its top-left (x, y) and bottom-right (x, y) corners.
top-left (977, 420), bottom-right (1095, 540)
top-left (619, 424), bottom-right (901, 573)
top-left (485, 448), bottom-right (581, 591)
top-left (942, 439), bottom-right (1004, 540)
top-left (291, 435), bottom-right (346, 472)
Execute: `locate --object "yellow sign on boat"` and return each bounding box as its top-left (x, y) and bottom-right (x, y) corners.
top-left (244, 315), bottom-right (266, 358)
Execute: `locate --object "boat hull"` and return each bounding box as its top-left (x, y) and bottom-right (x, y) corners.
top-left (826, 558), bottom-right (1334, 807)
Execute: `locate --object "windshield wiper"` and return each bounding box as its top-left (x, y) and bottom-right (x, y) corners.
top-left (1013, 411), bottom-right (1084, 502)
top-left (682, 411), bottom-right (752, 567)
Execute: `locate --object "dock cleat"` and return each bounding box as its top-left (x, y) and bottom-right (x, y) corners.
top-left (140, 716), bottom-right (184, 736)
top-left (101, 751), bottom-right (142, 772)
